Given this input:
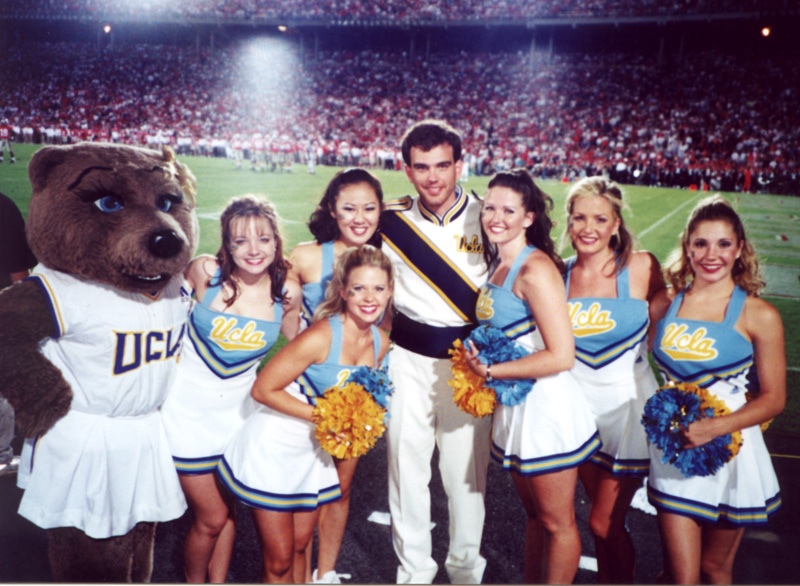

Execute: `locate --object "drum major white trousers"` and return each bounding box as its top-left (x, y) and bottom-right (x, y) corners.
top-left (387, 345), bottom-right (492, 584)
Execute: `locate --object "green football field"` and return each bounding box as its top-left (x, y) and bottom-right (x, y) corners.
top-left (2, 143), bottom-right (798, 434)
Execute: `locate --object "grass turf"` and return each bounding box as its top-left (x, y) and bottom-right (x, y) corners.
top-left (2, 143), bottom-right (798, 434)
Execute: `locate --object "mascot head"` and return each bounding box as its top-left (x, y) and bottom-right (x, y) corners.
top-left (26, 143), bottom-right (199, 293)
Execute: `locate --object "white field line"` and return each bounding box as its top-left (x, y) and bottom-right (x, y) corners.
top-left (639, 194), bottom-right (702, 239)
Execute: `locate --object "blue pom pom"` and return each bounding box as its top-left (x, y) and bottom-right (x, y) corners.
top-left (347, 366), bottom-right (394, 410)
top-left (641, 386), bottom-right (736, 478)
top-left (464, 325), bottom-right (535, 407)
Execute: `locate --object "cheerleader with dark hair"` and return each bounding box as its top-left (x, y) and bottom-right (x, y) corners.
top-left (464, 169), bottom-right (599, 584)
top-left (286, 168), bottom-right (384, 582)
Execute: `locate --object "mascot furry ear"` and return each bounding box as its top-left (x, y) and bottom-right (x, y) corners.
top-left (0, 143), bottom-right (198, 582)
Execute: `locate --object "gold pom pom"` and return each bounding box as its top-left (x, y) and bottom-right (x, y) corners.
top-left (448, 339), bottom-right (496, 417)
top-left (312, 382), bottom-right (387, 460)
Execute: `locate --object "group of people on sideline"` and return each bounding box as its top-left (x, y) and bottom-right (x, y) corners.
top-left (3, 118), bottom-right (786, 585)
top-left (1, 0), bottom-right (771, 22)
top-left (5, 42), bottom-right (798, 197)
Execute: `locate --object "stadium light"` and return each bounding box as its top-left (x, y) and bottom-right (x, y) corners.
top-left (103, 24), bottom-right (112, 34)
top-left (761, 27), bottom-right (771, 37)
top-left (278, 25), bottom-right (288, 32)
top-left (233, 36), bottom-right (299, 106)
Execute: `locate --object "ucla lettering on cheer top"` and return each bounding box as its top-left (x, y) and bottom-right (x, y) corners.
top-left (569, 301), bottom-right (616, 337)
top-left (659, 323), bottom-right (719, 362)
top-left (648, 285), bottom-right (781, 525)
top-left (161, 268), bottom-right (284, 475)
top-left (564, 258), bottom-right (655, 477)
top-left (217, 316), bottom-right (384, 512)
top-left (480, 246), bottom-right (601, 477)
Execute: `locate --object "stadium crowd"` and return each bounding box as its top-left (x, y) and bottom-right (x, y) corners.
top-left (1, 0), bottom-right (793, 22)
top-left (1, 41), bottom-right (798, 195)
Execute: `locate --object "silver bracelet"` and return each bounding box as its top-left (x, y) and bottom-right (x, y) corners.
top-left (486, 364), bottom-right (493, 382)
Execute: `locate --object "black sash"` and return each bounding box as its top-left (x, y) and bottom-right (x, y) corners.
top-left (381, 210), bottom-right (479, 324)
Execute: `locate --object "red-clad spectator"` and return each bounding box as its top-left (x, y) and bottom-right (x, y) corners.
top-left (1, 41), bottom-right (796, 195)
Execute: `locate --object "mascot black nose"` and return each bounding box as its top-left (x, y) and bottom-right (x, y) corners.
top-left (149, 230), bottom-right (183, 258)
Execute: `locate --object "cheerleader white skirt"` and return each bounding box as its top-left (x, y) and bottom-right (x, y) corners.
top-left (217, 399), bottom-right (341, 512)
top-left (647, 391), bottom-right (781, 526)
top-left (491, 369), bottom-right (601, 476)
top-left (161, 372), bottom-right (256, 474)
top-left (574, 357), bottom-right (657, 477)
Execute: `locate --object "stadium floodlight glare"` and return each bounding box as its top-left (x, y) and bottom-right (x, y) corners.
top-left (761, 27), bottom-right (771, 37)
top-left (278, 25), bottom-right (288, 32)
top-left (103, 24), bottom-right (112, 34)
top-left (233, 36), bottom-right (299, 110)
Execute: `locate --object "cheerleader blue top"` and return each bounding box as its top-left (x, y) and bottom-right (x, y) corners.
top-left (653, 285), bottom-right (753, 389)
top-left (476, 244), bottom-right (538, 343)
top-left (186, 269), bottom-right (283, 379)
top-left (565, 257), bottom-right (649, 370)
top-left (296, 315), bottom-right (384, 405)
top-left (301, 240), bottom-right (335, 326)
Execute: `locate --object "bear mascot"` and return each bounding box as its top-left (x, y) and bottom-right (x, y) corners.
top-left (0, 143), bottom-right (199, 581)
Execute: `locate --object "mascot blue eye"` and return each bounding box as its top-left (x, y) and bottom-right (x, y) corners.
top-left (94, 196), bottom-right (124, 213)
top-left (156, 194), bottom-right (181, 213)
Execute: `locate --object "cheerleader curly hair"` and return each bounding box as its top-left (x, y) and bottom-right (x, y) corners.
top-left (665, 194), bottom-right (764, 295)
top-left (314, 245), bottom-right (394, 323)
top-left (307, 168), bottom-right (383, 247)
top-left (561, 176), bottom-right (636, 272)
top-left (215, 195), bottom-right (289, 306)
top-left (482, 169), bottom-right (565, 273)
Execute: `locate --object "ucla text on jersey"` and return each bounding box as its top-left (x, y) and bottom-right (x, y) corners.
top-left (113, 325), bottom-right (185, 375)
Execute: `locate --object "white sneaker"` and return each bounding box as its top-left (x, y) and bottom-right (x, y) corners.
top-left (0, 455), bottom-right (19, 477)
top-left (312, 569), bottom-right (351, 584)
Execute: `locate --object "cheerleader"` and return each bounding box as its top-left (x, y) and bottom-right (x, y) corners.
top-left (217, 245), bottom-right (393, 583)
top-left (562, 177), bottom-right (665, 583)
top-left (286, 168), bottom-right (383, 583)
top-left (161, 196), bottom-right (300, 582)
top-left (648, 195), bottom-right (785, 584)
top-left (464, 170), bottom-right (600, 584)
top-left (288, 167), bottom-right (382, 332)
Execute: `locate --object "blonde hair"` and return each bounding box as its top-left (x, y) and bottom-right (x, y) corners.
top-left (561, 176), bottom-right (635, 272)
top-left (313, 245), bottom-right (394, 322)
top-left (665, 194), bottom-right (764, 295)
